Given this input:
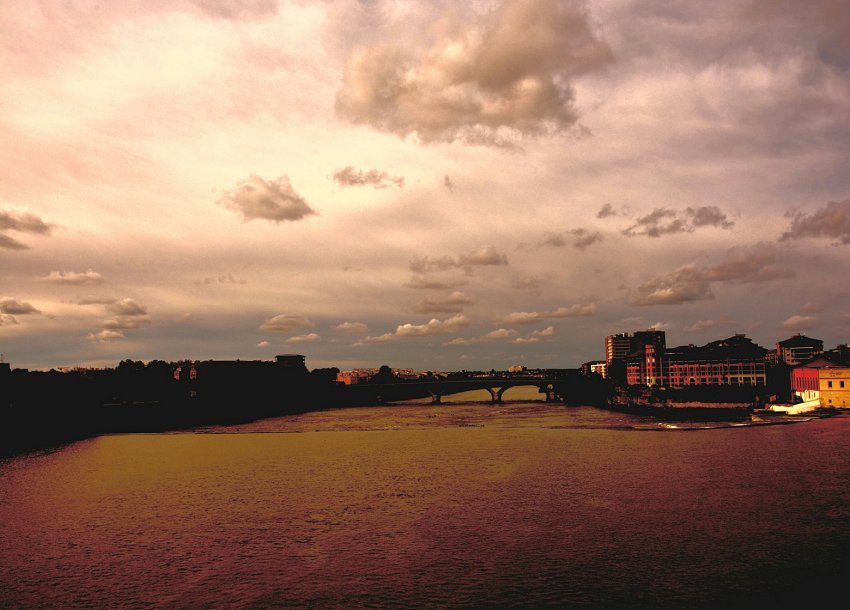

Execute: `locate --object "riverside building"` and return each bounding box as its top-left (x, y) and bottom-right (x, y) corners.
top-left (610, 330), bottom-right (768, 388)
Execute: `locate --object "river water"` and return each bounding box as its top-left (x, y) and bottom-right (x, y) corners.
top-left (1, 399), bottom-right (849, 609)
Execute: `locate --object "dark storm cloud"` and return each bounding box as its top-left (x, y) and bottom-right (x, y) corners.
top-left (335, 0), bottom-right (613, 145)
top-left (630, 243), bottom-right (791, 306)
top-left (623, 206), bottom-right (734, 237)
top-left (218, 175), bottom-right (317, 223)
top-left (332, 166), bottom-right (405, 189)
top-left (781, 199), bottom-right (850, 245)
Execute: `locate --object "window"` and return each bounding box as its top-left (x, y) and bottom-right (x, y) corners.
top-left (827, 381), bottom-right (833, 388)
top-left (841, 381), bottom-right (846, 388)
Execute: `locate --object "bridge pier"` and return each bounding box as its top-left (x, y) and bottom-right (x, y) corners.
top-left (484, 387), bottom-right (507, 403)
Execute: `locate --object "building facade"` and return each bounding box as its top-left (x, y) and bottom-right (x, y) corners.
top-left (819, 367), bottom-right (850, 408)
top-left (623, 333), bottom-right (768, 388)
top-left (773, 334), bottom-right (824, 366)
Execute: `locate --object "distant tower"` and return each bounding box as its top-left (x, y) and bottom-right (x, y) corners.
top-left (605, 333), bottom-right (632, 363)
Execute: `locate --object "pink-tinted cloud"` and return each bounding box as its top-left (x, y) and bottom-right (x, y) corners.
top-left (335, 0), bottom-right (612, 145)
top-left (219, 175), bottom-right (317, 223)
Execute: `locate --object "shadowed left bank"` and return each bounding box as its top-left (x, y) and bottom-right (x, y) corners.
top-left (0, 355), bottom-right (350, 459)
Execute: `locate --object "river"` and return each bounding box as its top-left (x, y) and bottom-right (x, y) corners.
top-left (1, 399), bottom-right (849, 608)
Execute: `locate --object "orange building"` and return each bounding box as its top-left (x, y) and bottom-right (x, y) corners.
top-left (819, 367), bottom-right (850, 408)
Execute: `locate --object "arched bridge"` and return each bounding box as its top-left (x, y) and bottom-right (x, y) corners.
top-left (365, 378), bottom-right (566, 404)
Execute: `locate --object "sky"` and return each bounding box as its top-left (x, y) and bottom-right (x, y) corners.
top-left (2, 0), bottom-right (850, 372)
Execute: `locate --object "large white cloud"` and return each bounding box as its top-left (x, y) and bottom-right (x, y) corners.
top-left (335, 0), bottom-right (612, 145)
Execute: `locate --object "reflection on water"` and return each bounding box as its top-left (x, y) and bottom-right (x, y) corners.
top-left (1, 403), bottom-right (849, 609)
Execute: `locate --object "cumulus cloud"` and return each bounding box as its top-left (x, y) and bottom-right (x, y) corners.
top-left (84, 298), bottom-right (153, 330)
top-left (183, 0), bottom-right (278, 21)
top-left (355, 314), bottom-right (470, 345)
top-left (533, 229), bottom-right (601, 250)
top-left (781, 199), bottom-right (850, 245)
top-left (257, 340), bottom-right (271, 348)
top-left (0, 297), bottom-right (40, 315)
top-left (218, 175), bottom-right (317, 223)
top-left (410, 245), bottom-right (508, 273)
top-left (444, 175), bottom-right (455, 193)
top-left (623, 206), bottom-right (734, 237)
top-left (800, 302), bottom-right (823, 314)
top-left (513, 326), bottom-right (556, 343)
top-left (259, 314), bottom-right (314, 332)
top-left (286, 332), bottom-right (321, 343)
top-left (107, 298), bottom-right (148, 316)
top-left (597, 203), bottom-right (617, 218)
top-left (334, 321), bottom-right (369, 333)
top-left (498, 303), bottom-right (596, 325)
top-left (335, 0), bottom-right (613, 145)
top-left (539, 233), bottom-right (566, 248)
top-left (512, 276), bottom-right (543, 293)
top-left (404, 274), bottom-right (468, 290)
top-left (196, 273), bottom-right (247, 285)
top-left (781, 315), bottom-right (818, 330)
top-left (570, 228), bottom-right (603, 249)
top-left (0, 314), bottom-right (18, 326)
top-left (332, 166), bottom-right (404, 189)
top-left (0, 234), bottom-right (28, 250)
top-left (631, 244), bottom-right (791, 305)
top-left (38, 270), bottom-right (104, 286)
top-left (0, 210), bottom-right (52, 234)
top-left (395, 314), bottom-right (470, 336)
top-left (87, 330), bottom-right (125, 343)
top-left (687, 206), bottom-right (734, 229)
top-left (0, 209), bottom-right (53, 249)
top-left (412, 291), bottom-right (473, 313)
top-left (685, 319), bottom-right (725, 332)
top-left (444, 325), bottom-right (554, 346)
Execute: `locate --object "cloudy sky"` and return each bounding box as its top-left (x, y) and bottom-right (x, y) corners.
top-left (2, 0), bottom-right (849, 372)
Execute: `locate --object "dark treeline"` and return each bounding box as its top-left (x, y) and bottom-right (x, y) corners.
top-left (0, 358), bottom-right (348, 459)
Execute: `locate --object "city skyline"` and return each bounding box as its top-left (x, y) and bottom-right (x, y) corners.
top-left (2, 0), bottom-right (850, 371)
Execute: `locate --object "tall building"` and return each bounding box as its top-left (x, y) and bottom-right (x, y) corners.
top-left (605, 333), bottom-right (632, 364)
top-left (774, 334), bottom-right (823, 366)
